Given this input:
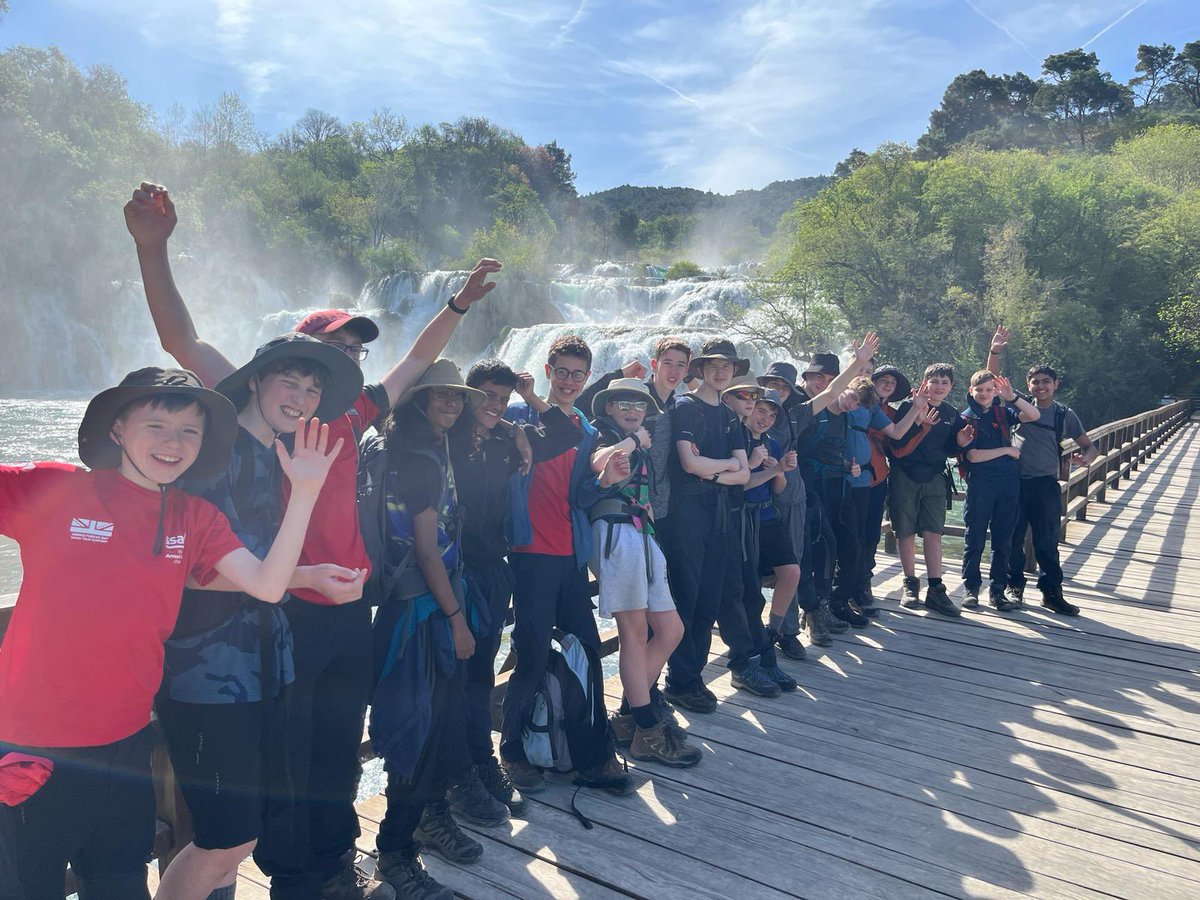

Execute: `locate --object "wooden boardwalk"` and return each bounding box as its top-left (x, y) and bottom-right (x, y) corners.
top-left (219, 416), bottom-right (1199, 898)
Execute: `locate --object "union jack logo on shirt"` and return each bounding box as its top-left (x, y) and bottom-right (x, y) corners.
top-left (69, 518), bottom-right (114, 543)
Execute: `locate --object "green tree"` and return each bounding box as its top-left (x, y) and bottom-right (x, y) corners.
top-left (1130, 43), bottom-right (1177, 106)
top-left (1033, 50), bottom-right (1133, 147)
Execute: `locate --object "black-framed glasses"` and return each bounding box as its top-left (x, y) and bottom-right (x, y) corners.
top-left (326, 342), bottom-right (369, 361)
top-left (614, 400), bottom-right (648, 412)
top-left (552, 367), bottom-right (588, 383)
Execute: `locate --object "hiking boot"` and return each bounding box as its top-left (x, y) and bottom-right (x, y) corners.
top-left (771, 629), bottom-right (807, 660)
top-left (850, 597), bottom-right (879, 619)
top-left (802, 609), bottom-right (832, 647)
top-left (731, 658), bottom-right (782, 698)
top-left (818, 597), bottom-right (850, 633)
top-left (988, 588), bottom-right (1019, 613)
top-left (829, 598), bottom-right (869, 629)
top-left (478, 756), bottom-right (529, 817)
top-left (630, 721), bottom-right (702, 768)
top-left (923, 582), bottom-right (961, 618)
top-left (1005, 583), bottom-right (1025, 608)
top-left (447, 765), bottom-right (510, 827)
top-left (377, 850), bottom-right (452, 900)
top-left (900, 576), bottom-right (922, 608)
top-left (321, 852), bottom-right (396, 900)
top-left (414, 801), bottom-right (483, 864)
top-left (962, 585), bottom-right (980, 609)
top-left (501, 758), bottom-right (545, 794)
top-left (1040, 586), bottom-right (1080, 617)
top-left (577, 755), bottom-right (636, 796)
top-left (762, 664), bottom-right (798, 692)
top-left (610, 711), bottom-right (636, 747)
top-left (651, 695), bottom-right (691, 744)
top-left (664, 686), bottom-right (718, 714)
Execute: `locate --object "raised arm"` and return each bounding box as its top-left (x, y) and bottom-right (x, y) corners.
top-left (124, 184), bottom-right (237, 386)
top-left (212, 418), bottom-right (344, 603)
top-left (994, 376), bottom-right (1038, 422)
top-left (986, 325), bottom-right (1009, 377)
top-left (880, 381), bottom-right (930, 438)
top-left (808, 331), bottom-right (880, 413)
top-left (378, 259), bottom-right (501, 407)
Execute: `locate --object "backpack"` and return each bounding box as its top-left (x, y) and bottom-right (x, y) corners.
top-left (357, 432), bottom-right (455, 606)
top-left (522, 632), bottom-right (612, 775)
top-left (1019, 400), bottom-right (1066, 444)
top-left (956, 403), bottom-right (1011, 483)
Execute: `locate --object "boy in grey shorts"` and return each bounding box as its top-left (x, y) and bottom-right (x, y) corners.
top-left (586, 378), bottom-right (701, 768)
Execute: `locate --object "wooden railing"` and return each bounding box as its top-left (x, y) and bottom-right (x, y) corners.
top-left (882, 399), bottom-right (1195, 568)
top-left (0, 398), bottom-right (1192, 887)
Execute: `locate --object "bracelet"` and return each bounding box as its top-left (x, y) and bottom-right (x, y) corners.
top-left (446, 605), bottom-right (462, 618)
top-left (446, 294), bottom-right (468, 315)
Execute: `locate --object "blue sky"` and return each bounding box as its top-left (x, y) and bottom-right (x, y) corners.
top-left (1, 1), bottom-right (1194, 193)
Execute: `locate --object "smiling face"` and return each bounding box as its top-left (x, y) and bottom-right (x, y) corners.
top-left (1027, 371), bottom-right (1060, 404)
top-left (873, 374), bottom-right (897, 401)
top-left (111, 399), bottom-right (207, 488)
top-left (605, 394), bottom-right (648, 433)
top-left (749, 401), bottom-right (779, 436)
top-left (423, 387), bottom-right (466, 434)
top-left (723, 388), bottom-right (759, 420)
top-left (248, 369), bottom-right (323, 434)
top-left (802, 371), bottom-right (834, 396)
top-left (472, 379), bottom-right (513, 432)
top-left (925, 374), bottom-right (953, 404)
top-left (760, 377), bottom-right (792, 401)
top-left (701, 358), bottom-right (736, 392)
top-left (545, 353), bottom-right (590, 409)
top-left (970, 378), bottom-right (997, 407)
top-left (652, 349), bottom-right (690, 393)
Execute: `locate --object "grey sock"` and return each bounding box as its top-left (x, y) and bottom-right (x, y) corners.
top-left (207, 886), bottom-right (236, 900)
top-left (769, 613), bottom-right (785, 632)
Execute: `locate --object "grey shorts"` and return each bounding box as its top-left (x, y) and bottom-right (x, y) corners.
top-left (589, 521), bottom-right (675, 617)
top-left (888, 466), bottom-right (948, 538)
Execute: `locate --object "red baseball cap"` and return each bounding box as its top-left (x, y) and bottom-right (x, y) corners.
top-left (295, 309), bottom-right (380, 343)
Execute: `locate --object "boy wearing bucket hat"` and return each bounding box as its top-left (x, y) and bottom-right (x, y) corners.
top-left (585, 379), bottom-right (700, 767)
top-left (362, 360), bottom-right (505, 897)
top-left (0, 368), bottom-right (346, 900)
top-left (126, 183), bottom-right (499, 897)
top-left (154, 335), bottom-right (372, 900)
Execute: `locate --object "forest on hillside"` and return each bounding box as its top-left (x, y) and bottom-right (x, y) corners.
top-left (1, 37), bottom-right (1199, 421)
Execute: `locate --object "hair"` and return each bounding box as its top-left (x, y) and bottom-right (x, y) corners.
top-left (923, 363), bottom-right (955, 384)
top-left (467, 358), bottom-right (519, 390)
top-left (654, 337), bottom-right (692, 360)
top-left (384, 401), bottom-right (440, 451)
top-left (848, 375), bottom-right (878, 406)
top-left (548, 334), bottom-right (592, 368)
top-left (256, 357), bottom-right (330, 390)
top-left (1027, 363), bottom-right (1059, 382)
top-left (116, 394), bottom-right (210, 428)
top-left (969, 369), bottom-right (995, 389)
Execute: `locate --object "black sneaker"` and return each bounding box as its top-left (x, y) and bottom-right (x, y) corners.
top-left (829, 598), bottom-right (869, 629)
top-left (577, 755), bottom-right (636, 796)
top-left (1040, 587), bottom-right (1080, 616)
top-left (321, 852), bottom-right (397, 900)
top-left (762, 664), bottom-right (798, 692)
top-left (900, 576), bottom-right (922, 608)
top-left (962, 586), bottom-right (980, 609)
top-left (819, 597), bottom-right (851, 633)
top-left (447, 765), bottom-right (509, 827)
top-left (988, 588), bottom-right (1019, 612)
top-left (1005, 583), bottom-right (1025, 608)
top-left (501, 757), bottom-right (545, 794)
top-left (414, 801), bottom-right (483, 864)
top-left (664, 686), bottom-right (718, 714)
top-left (377, 850), bottom-right (452, 900)
top-left (478, 757), bottom-right (529, 817)
top-left (731, 659), bottom-right (783, 698)
top-left (850, 598), bottom-right (879, 619)
top-left (772, 630), bottom-right (807, 660)
top-left (923, 582), bottom-right (961, 618)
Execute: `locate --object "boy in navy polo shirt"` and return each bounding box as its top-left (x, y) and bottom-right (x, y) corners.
top-left (959, 371), bottom-right (1039, 611)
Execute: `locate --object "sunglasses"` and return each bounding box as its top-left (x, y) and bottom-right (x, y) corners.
top-left (729, 390), bottom-right (761, 401)
top-left (613, 400), bottom-right (648, 412)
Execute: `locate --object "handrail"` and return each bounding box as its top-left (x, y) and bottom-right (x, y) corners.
top-left (882, 399), bottom-right (1194, 564)
top-left (0, 397), bottom-right (1193, 890)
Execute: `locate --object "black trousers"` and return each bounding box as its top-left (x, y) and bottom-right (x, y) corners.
top-left (815, 478), bottom-right (867, 602)
top-left (861, 480), bottom-right (889, 584)
top-left (720, 509), bottom-right (775, 671)
top-left (255, 600), bottom-right (374, 899)
top-left (1009, 475), bottom-right (1064, 591)
top-left (463, 559), bottom-right (516, 765)
top-left (499, 553), bottom-right (600, 763)
top-left (962, 476), bottom-right (1019, 592)
top-left (0, 728), bottom-right (155, 900)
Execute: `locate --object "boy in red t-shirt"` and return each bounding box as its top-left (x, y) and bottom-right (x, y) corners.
top-left (125, 183), bottom-right (501, 896)
top-left (0, 368), bottom-right (346, 900)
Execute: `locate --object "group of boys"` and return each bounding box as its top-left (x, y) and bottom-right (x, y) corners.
top-left (0, 182), bottom-right (1097, 900)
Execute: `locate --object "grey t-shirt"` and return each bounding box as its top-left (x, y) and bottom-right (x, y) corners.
top-left (1013, 402), bottom-right (1084, 479)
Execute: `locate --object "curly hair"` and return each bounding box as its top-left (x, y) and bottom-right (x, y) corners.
top-left (547, 334), bottom-right (592, 368)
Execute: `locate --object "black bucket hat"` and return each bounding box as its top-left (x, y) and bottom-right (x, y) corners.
top-left (801, 352), bottom-right (841, 378)
top-left (215, 333), bottom-right (364, 422)
top-left (687, 338), bottom-right (750, 380)
top-left (757, 361), bottom-right (799, 392)
top-left (871, 365), bottom-right (912, 402)
top-left (78, 367), bottom-right (239, 476)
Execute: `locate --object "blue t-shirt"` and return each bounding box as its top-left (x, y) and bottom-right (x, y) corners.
top-left (745, 434), bottom-right (781, 521)
top-left (963, 397), bottom-right (1021, 480)
top-left (844, 404), bottom-right (892, 488)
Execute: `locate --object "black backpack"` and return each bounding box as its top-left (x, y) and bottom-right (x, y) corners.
top-left (521, 632), bottom-right (613, 776)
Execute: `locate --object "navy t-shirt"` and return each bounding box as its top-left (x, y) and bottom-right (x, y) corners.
top-left (670, 394), bottom-right (746, 497)
top-left (890, 400), bottom-right (967, 483)
top-left (963, 397), bottom-right (1021, 480)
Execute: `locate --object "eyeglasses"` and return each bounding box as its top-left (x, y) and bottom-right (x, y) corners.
top-left (729, 390), bottom-right (761, 401)
top-left (614, 400), bottom-right (648, 412)
top-left (552, 367), bottom-right (588, 383)
top-left (429, 388), bottom-right (465, 404)
top-left (325, 342), bottom-right (369, 361)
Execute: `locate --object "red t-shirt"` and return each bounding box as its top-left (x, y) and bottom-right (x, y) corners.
top-left (284, 390), bottom-right (381, 604)
top-left (513, 412), bottom-right (580, 557)
top-left (0, 464), bottom-right (243, 748)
